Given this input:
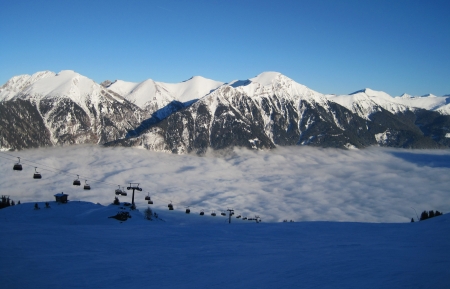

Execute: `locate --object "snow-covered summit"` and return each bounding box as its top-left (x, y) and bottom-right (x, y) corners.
top-left (0, 71), bottom-right (55, 101)
top-left (0, 70), bottom-right (125, 108)
top-left (328, 87), bottom-right (450, 119)
top-left (224, 71), bottom-right (324, 104)
top-left (398, 93), bottom-right (413, 98)
top-left (106, 75), bottom-right (224, 109)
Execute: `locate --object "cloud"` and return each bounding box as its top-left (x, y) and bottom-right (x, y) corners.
top-left (1, 145), bottom-right (449, 223)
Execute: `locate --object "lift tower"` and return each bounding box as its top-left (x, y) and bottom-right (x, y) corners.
top-left (227, 208), bottom-right (234, 224)
top-left (126, 183), bottom-right (142, 210)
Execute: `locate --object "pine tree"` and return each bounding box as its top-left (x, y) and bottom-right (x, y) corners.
top-left (420, 211), bottom-right (429, 221)
top-left (144, 207), bottom-right (153, 220)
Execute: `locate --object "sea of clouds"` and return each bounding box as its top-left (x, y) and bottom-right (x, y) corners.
top-left (1, 145), bottom-right (449, 223)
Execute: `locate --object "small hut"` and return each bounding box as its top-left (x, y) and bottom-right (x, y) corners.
top-left (54, 192), bottom-right (68, 203)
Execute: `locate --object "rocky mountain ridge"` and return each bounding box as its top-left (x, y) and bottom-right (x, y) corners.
top-left (1, 70), bottom-right (449, 153)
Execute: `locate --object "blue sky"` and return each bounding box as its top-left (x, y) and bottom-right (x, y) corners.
top-left (1, 0), bottom-right (449, 96)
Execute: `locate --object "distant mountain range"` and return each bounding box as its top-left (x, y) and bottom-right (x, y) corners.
top-left (1, 70), bottom-right (449, 153)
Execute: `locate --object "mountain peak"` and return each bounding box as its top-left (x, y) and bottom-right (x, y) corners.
top-left (250, 71), bottom-right (284, 86)
top-left (398, 93), bottom-right (413, 98)
top-left (349, 88), bottom-right (392, 99)
top-left (421, 93), bottom-right (437, 98)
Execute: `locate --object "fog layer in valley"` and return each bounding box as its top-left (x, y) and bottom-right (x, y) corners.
top-left (1, 145), bottom-right (449, 223)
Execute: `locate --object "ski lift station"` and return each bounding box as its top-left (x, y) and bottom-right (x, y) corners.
top-left (54, 192), bottom-right (68, 203)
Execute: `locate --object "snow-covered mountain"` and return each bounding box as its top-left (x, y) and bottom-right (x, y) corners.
top-left (105, 76), bottom-right (223, 109)
top-left (0, 70), bottom-right (148, 150)
top-left (327, 88), bottom-right (450, 119)
top-left (1, 70), bottom-right (450, 152)
top-left (109, 72), bottom-right (448, 153)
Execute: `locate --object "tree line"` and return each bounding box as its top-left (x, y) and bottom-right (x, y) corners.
top-left (0, 195), bottom-right (20, 209)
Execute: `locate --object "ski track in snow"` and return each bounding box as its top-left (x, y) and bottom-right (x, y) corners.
top-left (1, 145), bottom-right (450, 223)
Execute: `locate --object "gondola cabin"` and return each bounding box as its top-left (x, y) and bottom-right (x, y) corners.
top-left (33, 167), bottom-right (42, 179)
top-left (13, 157), bottom-right (22, 171)
top-left (54, 192), bottom-right (68, 203)
top-left (73, 175), bottom-right (81, 186)
top-left (83, 180), bottom-right (91, 190)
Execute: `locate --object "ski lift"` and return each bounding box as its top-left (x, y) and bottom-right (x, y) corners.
top-left (236, 215), bottom-right (241, 219)
top-left (120, 187), bottom-right (127, 196)
top-left (221, 211), bottom-right (226, 216)
top-left (199, 210), bottom-right (204, 216)
top-left (13, 157), bottom-right (22, 171)
top-left (115, 185), bottom-right (123, 195)
top-left (73, 175), bottom-right (81, 186)
top-left (168, 202), bottom-right (174, 210)
top-left (211, 211), bottom-right (216, 216)
top-left (242, 217), bottom-right (247, 220)
top-left (185, 207), bottom-right (190, 214)
top-left (33, 167), bottom-right (42, 179)
top-left (147, 193), bottom-right (153, 204)
top-left (83, 180), bottom-right (91, 190)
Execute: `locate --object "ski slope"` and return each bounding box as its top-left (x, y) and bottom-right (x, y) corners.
top-left (0, 201), bottom-right (448, 288)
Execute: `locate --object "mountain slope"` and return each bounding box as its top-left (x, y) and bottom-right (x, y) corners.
top-left (0, 70), bottom-right (148, 150)
top-left (108, 72), bottom-right (443, 153)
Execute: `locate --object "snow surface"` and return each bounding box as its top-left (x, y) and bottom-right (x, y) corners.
top-left (0, 200), bottom-right (449, 288)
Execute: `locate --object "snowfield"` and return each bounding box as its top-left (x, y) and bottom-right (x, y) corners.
top-left (0, 201), bottom-right (449, 289)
